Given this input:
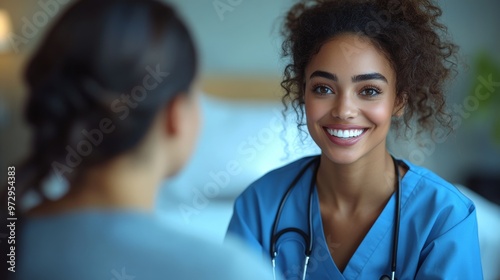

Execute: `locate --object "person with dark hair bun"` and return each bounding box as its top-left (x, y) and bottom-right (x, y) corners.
top-left (1, 0), bottom-right (275, 279)
top-left (226, 0), bottom-right (483, 279)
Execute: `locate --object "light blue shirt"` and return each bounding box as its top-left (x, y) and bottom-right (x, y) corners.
top-left (226, 156), bottom-right (484, 279)
top-left (14, 210), bottom-right (274, 280)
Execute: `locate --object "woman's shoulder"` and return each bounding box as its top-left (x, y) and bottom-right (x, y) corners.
top-left (16, 210), bottom-right (273, 280)
top-left (20, 210), bottom-right (229, 249)
top-left (401, 159), bottom-right (477, 226)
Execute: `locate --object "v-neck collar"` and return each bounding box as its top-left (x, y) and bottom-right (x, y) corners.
top-left (308, 158), bottom-right (417, 279)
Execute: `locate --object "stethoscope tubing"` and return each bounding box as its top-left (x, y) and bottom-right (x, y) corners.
top-left (270, 159), bottom-right (317, 280)
top-left (389, 156), bottom-right (402, 280)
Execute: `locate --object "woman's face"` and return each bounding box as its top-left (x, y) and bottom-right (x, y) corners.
top-left (304, 33), bottom-right (400, 165)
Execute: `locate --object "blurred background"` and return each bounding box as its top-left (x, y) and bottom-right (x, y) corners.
top-left (0, 0), bottom-right (499, 278)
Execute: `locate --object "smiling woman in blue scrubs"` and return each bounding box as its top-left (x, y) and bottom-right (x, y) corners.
top-left (226, 0), bottom-right (484, 279)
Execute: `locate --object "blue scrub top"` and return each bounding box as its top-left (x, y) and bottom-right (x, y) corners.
top-left (226, 156), bottom-right (484, 279)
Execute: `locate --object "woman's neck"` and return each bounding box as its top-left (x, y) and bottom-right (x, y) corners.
top-left (28, 155), bottom-right (166, 216)
top-left (316, 150), bottom-right (397, 216)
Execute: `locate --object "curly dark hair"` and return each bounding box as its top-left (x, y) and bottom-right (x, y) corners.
top-left (281, 0), bottom-right (458, 138)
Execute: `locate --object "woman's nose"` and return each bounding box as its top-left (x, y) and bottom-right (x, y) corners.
top-left (331, 93), bottom-right (357, 120)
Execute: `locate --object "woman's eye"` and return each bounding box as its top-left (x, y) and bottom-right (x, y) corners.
top-left (313, 85), bottom-right (333, 95)
top-left (360, 88), bottom-right (381, 97)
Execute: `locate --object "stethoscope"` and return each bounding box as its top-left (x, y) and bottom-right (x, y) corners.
top-left (270, 156), bottom-right (402, 280)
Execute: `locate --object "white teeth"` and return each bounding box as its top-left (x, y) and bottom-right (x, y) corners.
top-left (326, 128), bottom-right (364, 138)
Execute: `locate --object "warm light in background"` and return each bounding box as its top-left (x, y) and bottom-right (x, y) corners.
top-left (0, 9), bottom-right (13, 53)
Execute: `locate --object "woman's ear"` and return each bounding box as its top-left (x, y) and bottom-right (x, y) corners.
top-left (393, 92), bottom-right (407, 117)
top-left (162, 92), bottom-right (201, 140)
top-left (160, 91), bottom-right (201, 175)
top-left (164, 94), bottom-right (184, 136)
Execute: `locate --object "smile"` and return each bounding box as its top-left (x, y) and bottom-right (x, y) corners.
top-left (322, 126), bottom-right (368, 146)
top-left (326, 128), bottom-right (364, 138)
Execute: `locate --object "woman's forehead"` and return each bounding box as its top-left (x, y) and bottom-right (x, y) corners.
top-left (305, 34), bottom-right (395, 82)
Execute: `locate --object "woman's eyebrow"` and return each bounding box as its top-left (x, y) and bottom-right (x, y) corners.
top-left (309, 70), bottom-right (338, 81)
top-left (309, 71), bottom-right (387, 84)
top-left (351, 73), bottom-right (388, 83)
